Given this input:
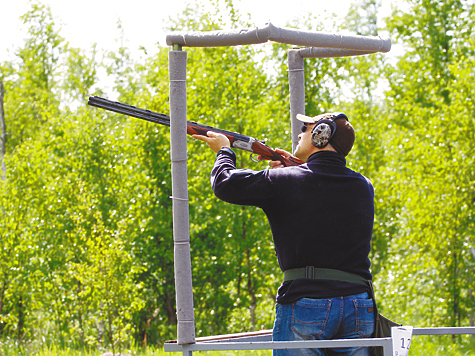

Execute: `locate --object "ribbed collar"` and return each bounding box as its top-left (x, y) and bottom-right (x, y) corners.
top-left (306, 151), bottom-right (347, 167)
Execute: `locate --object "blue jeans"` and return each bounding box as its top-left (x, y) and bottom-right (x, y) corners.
top-left (272, 293), bottom-right (374, 356)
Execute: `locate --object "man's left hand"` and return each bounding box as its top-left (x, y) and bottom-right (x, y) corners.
top-left (192, 131), bottom-right (231, 153)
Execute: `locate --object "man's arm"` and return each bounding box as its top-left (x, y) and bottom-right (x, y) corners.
top-left (191, 132), bottom-right (273, 206)
top-left (210, 147), bottom-right (274, 207)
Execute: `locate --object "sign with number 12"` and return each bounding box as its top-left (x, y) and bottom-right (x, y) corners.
top-left (391, 326), bottom-right (413, 356)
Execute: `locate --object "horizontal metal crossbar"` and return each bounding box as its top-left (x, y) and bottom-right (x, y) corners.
top-left (165, 326), bottom-right (475, 355)
top-left (412, 327), bottom-right (475, 335)
top-left (166, 22), bottom-right (391, 52)
top-left (164, 337), bottom-right (393, 352)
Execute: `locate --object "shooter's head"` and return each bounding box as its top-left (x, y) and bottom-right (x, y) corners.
top-left (296, 112), bottom-right (355, 157)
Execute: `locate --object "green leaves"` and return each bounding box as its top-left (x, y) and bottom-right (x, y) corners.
top-left (1, 0), bottom-right (475, 354)
top-left (375, 4), bottom-right (475, 353)
top-left (3, 2), bottom-right (63, 150)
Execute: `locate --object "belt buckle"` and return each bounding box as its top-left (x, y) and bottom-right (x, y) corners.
top-left (305, 266), bottom-right (315, 279)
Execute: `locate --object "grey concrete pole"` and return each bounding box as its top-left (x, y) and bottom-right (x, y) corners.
top-left (288, 50), bottom-right (305, 153)
top-left (169, 49), bottom-right (196, 345)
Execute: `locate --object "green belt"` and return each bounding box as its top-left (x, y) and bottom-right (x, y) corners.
top-left (283, 267), bottom-right (369, 285)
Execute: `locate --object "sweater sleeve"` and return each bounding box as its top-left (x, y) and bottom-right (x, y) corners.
top-left (211, 147), bottom-right (274, 207)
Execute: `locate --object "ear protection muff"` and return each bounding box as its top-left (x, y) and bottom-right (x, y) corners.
top-left (311, 112), bottom-right (348, 148)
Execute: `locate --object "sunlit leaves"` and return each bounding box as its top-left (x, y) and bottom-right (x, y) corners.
top-left (2, 0), bottom-right (475, 354)
top-left (376, 4), bottom-right (475, 354)
top-left (2, 2), bottom-right (63, 149)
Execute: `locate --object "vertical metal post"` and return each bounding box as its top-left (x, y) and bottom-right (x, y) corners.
top-left (169, 49), bottom-right (196, 345)
top-left (383, 341), bottom-right (393, 356)
top-left (287, 49), bottom-right (305, 153)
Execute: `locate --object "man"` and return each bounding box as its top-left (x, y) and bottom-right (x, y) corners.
top-left (193, 112), bottom-right (375, 356)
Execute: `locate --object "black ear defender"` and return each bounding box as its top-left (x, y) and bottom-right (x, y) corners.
top-left (311, 112), bottom-right (348, 148)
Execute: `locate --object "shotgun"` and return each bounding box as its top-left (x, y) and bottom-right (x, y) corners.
top-left (87, 96), bottom-right (304, 167)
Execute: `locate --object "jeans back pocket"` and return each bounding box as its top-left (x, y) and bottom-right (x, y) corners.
top-left (291, 298), bottom-right (332, 339)
top-left (353, 298), bottom-right (375, 337)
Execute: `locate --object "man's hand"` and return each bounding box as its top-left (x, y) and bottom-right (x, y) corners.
top-left (262, 148), bottom-right (296, 169)
top-left (192, 131), bottom-right (231, 153)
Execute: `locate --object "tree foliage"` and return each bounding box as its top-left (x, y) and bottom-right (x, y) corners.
top-left (1, 0), bottom-right (474, 355)
top-left (377, 0), bottom-right (475, 353)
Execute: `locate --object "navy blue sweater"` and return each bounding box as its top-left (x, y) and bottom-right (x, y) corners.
top-left (211, 147), bottom-right (374, 304)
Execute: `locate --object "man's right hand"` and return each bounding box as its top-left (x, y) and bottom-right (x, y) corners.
top-left (266, 148), bottom-right (295, 169)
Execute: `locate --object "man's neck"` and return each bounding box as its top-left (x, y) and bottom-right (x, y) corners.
top-left (316, 143), bottom-right (337, 154)
top-left (305, 144), bottom-right (337, 160)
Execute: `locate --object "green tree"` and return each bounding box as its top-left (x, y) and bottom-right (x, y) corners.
top-left (1, 1), bottom-right (63, 150)
top-left (0, 2), bottom-right (65, 341)
top-left (0, 2), bottom-right (148, 350)
top-left (5, 0), bottom-right (475, 354)
top-left (376, 1), bottom-right (475, 353)
top-left (387, 0), bottom-right (474, 108)
top-left (61, 44), bottom-right (101, 105)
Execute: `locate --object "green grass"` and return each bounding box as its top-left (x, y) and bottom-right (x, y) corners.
top-left (2, 337), bottom-right (474, 356)
top-left (0, 342), bottom-right (273, 356)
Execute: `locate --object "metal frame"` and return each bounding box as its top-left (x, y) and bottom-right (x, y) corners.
top-left (165, 327), bottom-right (475, 355)
top-left (166, 23), bottom-right (392, 347)
top-left (165, 337), bottom-right (394, 356)
top-left (165, 22), bottom-right (475, 356)
top-left (169, 49), bottom-right (195, 345)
